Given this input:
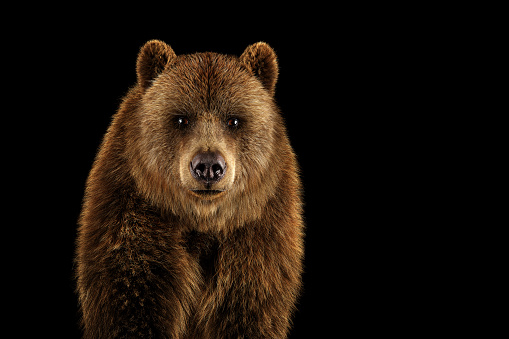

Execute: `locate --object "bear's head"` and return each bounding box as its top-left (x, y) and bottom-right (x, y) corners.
top-left (124, 40), bottom-right (289, 230)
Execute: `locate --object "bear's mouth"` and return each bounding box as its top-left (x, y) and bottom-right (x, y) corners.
top-left (190, 189), bottom-right (225, 197)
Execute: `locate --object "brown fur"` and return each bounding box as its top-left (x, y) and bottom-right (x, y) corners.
top-left (76, 40), bottom-right (304, 338)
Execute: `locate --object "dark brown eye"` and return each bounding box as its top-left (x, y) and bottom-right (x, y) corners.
top-left (227, 117), bottom-right (239, 128)
top-left (178, 116), bottom-right (190, 126)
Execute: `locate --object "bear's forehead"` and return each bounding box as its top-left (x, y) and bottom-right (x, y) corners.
top-left (153, 53), bottom-right (260, 114)
top-left (169, 53), bottom-right (249, 89)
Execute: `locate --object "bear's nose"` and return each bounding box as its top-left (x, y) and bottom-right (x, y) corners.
top-left (190, 152), bottom-right (226, 184)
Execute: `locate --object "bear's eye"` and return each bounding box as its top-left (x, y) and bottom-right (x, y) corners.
top-left (227, 117), bottom-right (239, 128)
top-left (177, 116), bottom-right (190, 126)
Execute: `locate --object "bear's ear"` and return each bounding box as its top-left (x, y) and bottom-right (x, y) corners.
top-left (240, 42), bottom-right (279, 96)
top-left (136, 40), bottom-right (177, 89)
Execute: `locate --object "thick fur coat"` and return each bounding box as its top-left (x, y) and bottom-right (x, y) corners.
top-left (76, 40), bottom-right (304, 338)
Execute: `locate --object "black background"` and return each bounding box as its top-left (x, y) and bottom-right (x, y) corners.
top-left (9, 11), bottom-right (410, 338)
top-left (9, 7), bottom-right (495, 338)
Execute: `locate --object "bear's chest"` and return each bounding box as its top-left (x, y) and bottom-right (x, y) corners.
top-left (182, 231), bottom-right (219, 283)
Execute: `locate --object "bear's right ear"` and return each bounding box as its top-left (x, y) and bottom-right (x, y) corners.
top-left (136, 40), bottom-right (177, 90)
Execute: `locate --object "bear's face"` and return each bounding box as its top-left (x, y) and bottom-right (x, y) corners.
top-left (127, 41), bottom-right (282, 227)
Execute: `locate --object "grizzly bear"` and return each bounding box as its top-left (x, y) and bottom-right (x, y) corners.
top-left (76, 40), bottom-right (304, 338)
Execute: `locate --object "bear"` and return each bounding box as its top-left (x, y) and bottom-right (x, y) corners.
top-left (76, 40), bottom-right (304, 338)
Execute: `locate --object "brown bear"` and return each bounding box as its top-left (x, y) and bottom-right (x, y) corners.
top-left (76, 40), bottom-right (304, 338)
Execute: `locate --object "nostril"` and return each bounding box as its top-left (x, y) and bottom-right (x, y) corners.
top-left (195, 163), bottom-right (206, 176)
top-left (212, 164), bottom-right (223, 176)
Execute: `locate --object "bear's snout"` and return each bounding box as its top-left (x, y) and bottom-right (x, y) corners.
top-left (190, 152), bottom-right (226, 185)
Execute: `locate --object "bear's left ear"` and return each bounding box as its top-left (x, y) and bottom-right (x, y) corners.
top-left (136, 40), bottom-right (177, 90)
top-left (240, 42), bottom-right (279, 96)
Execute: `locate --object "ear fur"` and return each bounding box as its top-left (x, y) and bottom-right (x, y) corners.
top-left (240, 42), bottom-right (279, 95)
top-left (136, 40), bottom-right (177, 89)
